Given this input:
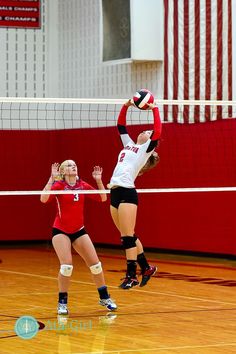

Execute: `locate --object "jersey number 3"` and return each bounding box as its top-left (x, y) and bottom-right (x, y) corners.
top-left (73, 193), bottom-right (79, 201)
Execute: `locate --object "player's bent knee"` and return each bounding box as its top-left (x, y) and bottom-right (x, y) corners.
top-left (60, 264), bottom-right (73, 277)
top-left (121, 236), bottom-right (136, 249)
top-left (90, 261), bottom-right (102, 275)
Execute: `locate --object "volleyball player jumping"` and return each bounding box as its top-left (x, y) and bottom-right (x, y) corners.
top-left (40, 160), bottom-right (117, 314)
top-left (109, 100), bottom-right (162, 289)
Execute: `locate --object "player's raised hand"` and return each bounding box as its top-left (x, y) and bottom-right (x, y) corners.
top-left (124, 99), bottom-right (135, 107)
top-left (146, 102), bottom-right (156, 110)
top-left (92, 166), bottom-right (103, 182)
top-left (51, 162), bottom-right (60, 181)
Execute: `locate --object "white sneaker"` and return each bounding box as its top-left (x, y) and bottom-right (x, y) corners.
top-left (57, 303), bottom-right (68, 315)
top-left (99, 297), bottom-right (117, 311)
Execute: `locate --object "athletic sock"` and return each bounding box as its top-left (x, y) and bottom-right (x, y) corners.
top-left (127, 260), bottom-right (137, 278)
top-left (98, 286), bottom-right (109, 300)
top-left (59, 292), bottom-right (68, 304)
top-left (137, 253), bottom-right (149, 272)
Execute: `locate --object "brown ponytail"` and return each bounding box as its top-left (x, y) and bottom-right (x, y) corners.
top-left (138, 151), bottom-right (160, 176)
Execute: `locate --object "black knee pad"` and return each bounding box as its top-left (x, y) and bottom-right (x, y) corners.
top-left (121, 236), bottom-right (136, 249)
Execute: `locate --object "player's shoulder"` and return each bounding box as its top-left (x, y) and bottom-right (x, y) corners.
top-left (52, 180), bottom-right (65, 189)
top-left (137, 139), bottom-right (151, 150)
top-left (78, 179), bottom-right (94, 190)
top-left (76, 178), bottom-right (86, 187)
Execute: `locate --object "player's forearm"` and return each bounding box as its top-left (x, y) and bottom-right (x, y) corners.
top-left (117, 104), bottom-right (128, 135)
top-left (40, 177), bottom-right (54, 203)
top-left (151, 107), bottom-right (162, 140)
top-left (96, 180), bottom-right (107, 202)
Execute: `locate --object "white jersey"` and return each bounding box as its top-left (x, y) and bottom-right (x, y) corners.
top-left (109, 134), bottom-right (153, 188)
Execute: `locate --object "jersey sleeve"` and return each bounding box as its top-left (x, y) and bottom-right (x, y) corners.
top-left (120, 134), bottom-right (134, 146)
top-left (45, 181), bottom-right (63, 203)
top-left (117, 104), bottom-right (134, 146)
top-left (146, 106), bottom-right (162, 153)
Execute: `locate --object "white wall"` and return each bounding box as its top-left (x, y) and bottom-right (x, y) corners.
top-left (47, 0), bottom-right (59, 97)
top-left (56, 0), bottom-right (163, 99)
top-left (0, 0), bottom-right (48, 97)
top-left (0, 0), bottom-right (163, 99)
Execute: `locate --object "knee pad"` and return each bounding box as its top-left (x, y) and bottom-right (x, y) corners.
top-left (121, 236), bottom-right (136, 249)
top-left (90, 261), bottom-right (102, 275)
top-left (60, 264), bottom-right (73, 277)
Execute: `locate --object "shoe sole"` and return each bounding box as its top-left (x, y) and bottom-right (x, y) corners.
top-left (99, 302), bottom-right (117, 311)
top-left (119, 282), bottom-right (139, 290)
top-left (100, 304), bottom-right (117, 311)
top-left (107, 307), bottom-right (117, 311)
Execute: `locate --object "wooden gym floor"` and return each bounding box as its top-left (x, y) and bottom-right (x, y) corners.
top-left (0, 243), bottom-right (235, 354)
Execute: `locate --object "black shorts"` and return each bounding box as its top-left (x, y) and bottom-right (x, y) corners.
top-left (110, 187), bottom-right (138, 209)
top-left (52, 227), bottom-right (87, 242)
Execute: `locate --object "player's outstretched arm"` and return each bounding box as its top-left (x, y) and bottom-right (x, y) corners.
top-left (117, 99), bottom-right (135, 146)
top-left (40, 163), bottom-right (60, 203)
top-left (92, 166), bottom-right (107, 202)
top-left (146, 104), bottom-right (162, 153)
top-left (117, 99), bottom-right (134, 134)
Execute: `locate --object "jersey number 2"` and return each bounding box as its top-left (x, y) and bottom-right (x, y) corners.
top-left (119, 152), bottom-right (125, 162)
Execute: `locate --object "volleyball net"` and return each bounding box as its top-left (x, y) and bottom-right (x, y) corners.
top-left (0, 96), bottom-right (236, 196)
top-left (0, 97), bottom-right (235, 130)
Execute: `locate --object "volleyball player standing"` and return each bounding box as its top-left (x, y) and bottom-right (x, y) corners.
top-left (41, 160), bottom-right (117, 314)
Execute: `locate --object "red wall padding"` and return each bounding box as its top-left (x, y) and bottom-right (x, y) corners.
top-left (0, 119), bottom-right (236, 255)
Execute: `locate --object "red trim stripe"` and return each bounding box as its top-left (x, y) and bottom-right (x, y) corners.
top-left (217, 0), bottom-right (223, 119)
top-left (205, 0), bottom-right (211, 121)
top-left (194, 0), bottom-right (200, 122)
top-left (183, 0), bottom-right (189, 123)
top-left (173, 0), bottom-right (179, 122)
top-left (164, 0), bottom-right (169, 121)
top-left (228, 0), bottom-right (232, 117)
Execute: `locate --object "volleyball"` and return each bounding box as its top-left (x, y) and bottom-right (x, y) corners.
top-left (133, 89), bottom-right (154, 110)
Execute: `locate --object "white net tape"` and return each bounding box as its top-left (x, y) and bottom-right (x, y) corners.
top-left (0, 97), bottom-right (236, 105)
top-left (0, 187), bottom-right (236, 196)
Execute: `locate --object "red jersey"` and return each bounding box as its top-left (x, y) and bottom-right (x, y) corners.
top-left (46, 179), bottom-right (102, 233)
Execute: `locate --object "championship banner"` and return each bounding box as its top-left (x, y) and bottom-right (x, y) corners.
top-left (0, 0), bottom-right (40, 28)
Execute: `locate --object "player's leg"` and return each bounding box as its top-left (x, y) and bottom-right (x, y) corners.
top-left (116, 203), bottom-right (139, 289)
top-left (72, 233), bottom-right (104, 287)
top-left (72, 234), bottom-right (117, 311)
top-left (135, 237), bottom-right (157, 287)
top-left (110, 187), bottom-right (139, 289)
top-left (52, 233), bottom-right (73, 315)
top-left (110, 205), bottom-right (120, 231)
top-left (110, 204), bottom-right (155, 287)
